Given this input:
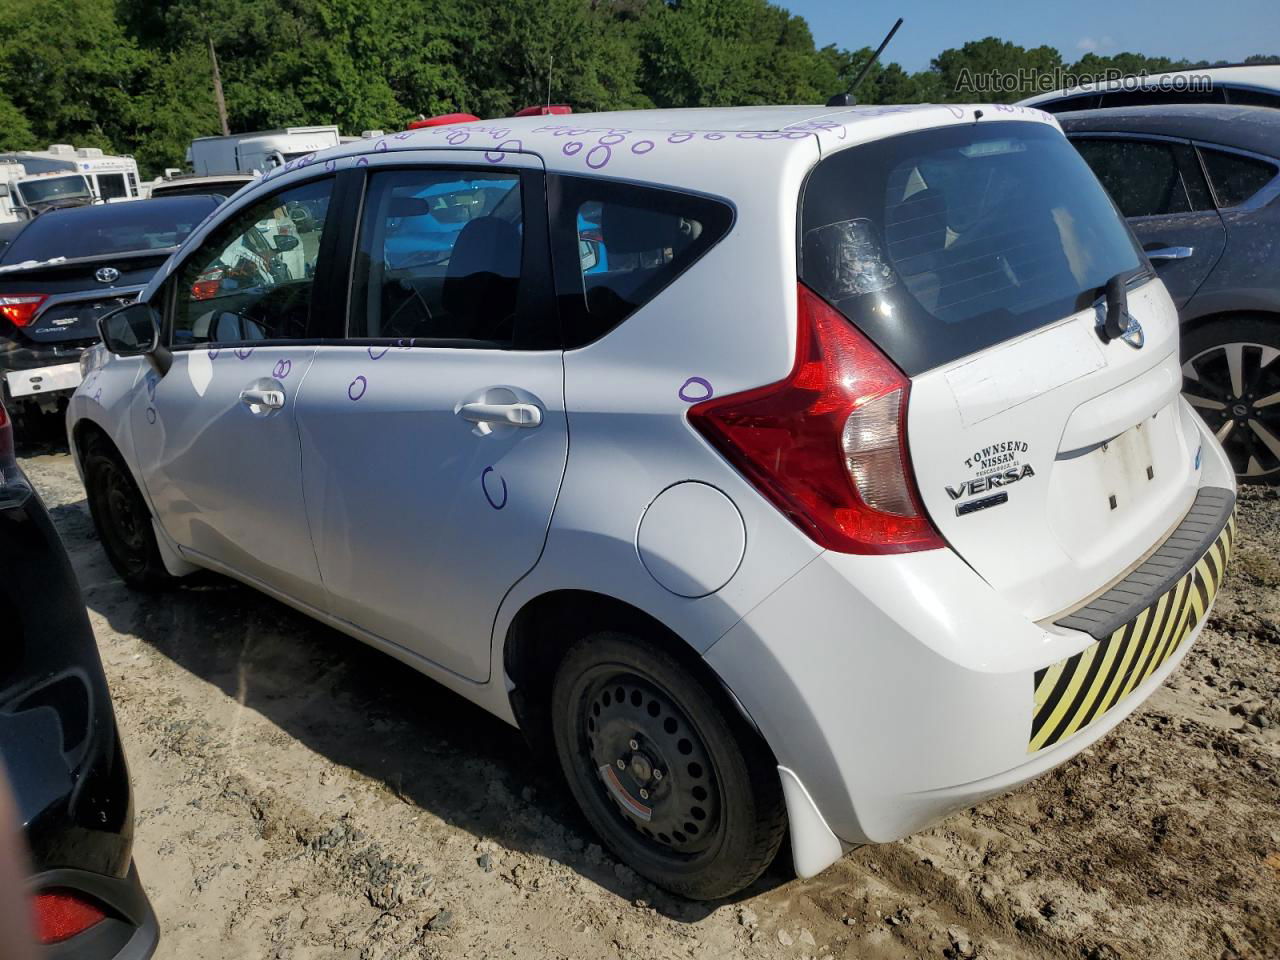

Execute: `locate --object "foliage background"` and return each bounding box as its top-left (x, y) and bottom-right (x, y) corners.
top-left (0, 0), bottom-right (1275, 175)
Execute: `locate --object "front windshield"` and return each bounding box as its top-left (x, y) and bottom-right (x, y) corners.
top-left (17, 175), bottom-right (92, 206)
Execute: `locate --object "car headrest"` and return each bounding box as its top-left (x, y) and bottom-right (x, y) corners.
top-left (601, 204), bottom-right (681, 255)
top-left (445, 216), bottom-right (520, 282)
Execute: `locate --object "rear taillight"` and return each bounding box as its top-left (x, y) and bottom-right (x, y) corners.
top-left (31, 890), bottom-right (106, 944)
top-left (688, 282), bottom-right (944, 554)
top-left (191, 269), bottom-right (222, 301)
top-left (0, 294), bottom-right (48, 327)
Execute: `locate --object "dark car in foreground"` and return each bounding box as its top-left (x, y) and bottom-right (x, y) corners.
top-left (0, 195), bottom-right (222, 433)
top-left (0, 399), bottom-right (158, 957)
top-left (1061, 104), bottom-right (1280, 482)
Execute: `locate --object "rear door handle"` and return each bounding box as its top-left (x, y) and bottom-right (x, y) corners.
top-left (458, 401), bottom-right (542, 428)
top-left (240, 386), bottom-right (285, 410)
top-left (1145, 245), bottom-right (1194, 261)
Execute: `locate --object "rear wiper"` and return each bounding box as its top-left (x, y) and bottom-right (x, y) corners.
top-left (1097, 271), bottom-right (1129, 343)
top-left (1095, 267), bottom-right (1146, 345)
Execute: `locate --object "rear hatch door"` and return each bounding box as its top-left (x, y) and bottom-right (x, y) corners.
top-left (801, 119), bottom-right (1204, 619)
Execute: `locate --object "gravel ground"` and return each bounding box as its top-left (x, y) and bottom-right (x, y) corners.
top-left (17, 440), bottom-right (1280, 960)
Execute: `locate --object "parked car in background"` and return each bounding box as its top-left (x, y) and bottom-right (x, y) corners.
top-left (0, 399), bottom-right (159, 956)
top-left (1061, 104), bottom-right (1280, 482)
top-left (0, 194), bottom-right (222, 433)
top-left (1020, 63), bottom-right (1280, 114)
top-left (70, 105), bottom-right (1235, 899)
top-left (145, 172), bottom-right (255, 200)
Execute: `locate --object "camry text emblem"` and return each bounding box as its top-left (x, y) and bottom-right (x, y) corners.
top-left (95, 266), bottom-right (120, 284)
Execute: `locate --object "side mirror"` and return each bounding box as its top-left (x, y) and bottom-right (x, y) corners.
top-left (271, 233), bottom-right (300, 252)
top-left (98, 301), bottom-right (171, 375)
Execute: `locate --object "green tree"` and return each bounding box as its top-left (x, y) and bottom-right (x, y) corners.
top-left (930, 36), bottom-right (1064, 102)
top-left (0, 90), bottom-right (33, 150)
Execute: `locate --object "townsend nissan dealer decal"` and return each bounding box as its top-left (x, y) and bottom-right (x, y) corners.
top-left (947, 440), bottom-right (1035, 515)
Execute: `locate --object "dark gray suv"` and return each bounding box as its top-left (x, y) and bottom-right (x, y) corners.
top-left (1061, 104), bottom-right (1280, 483)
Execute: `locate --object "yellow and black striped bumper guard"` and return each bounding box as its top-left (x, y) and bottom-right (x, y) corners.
top-left (1030, 511), bottom-right (1236, 753)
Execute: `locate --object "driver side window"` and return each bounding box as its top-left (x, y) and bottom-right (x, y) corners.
top-left (172, 178), bottom-right (333, 345)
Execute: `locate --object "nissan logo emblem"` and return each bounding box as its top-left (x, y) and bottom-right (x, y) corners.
top-left (95, 267), bottom-right (120, 284)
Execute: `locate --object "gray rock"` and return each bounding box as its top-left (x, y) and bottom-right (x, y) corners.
top-left (427, 909), bottom-right (453, 932)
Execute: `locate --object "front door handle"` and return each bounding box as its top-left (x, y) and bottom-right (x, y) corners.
top-left (240, 386), bottom-right (285, 410)
top-left (457, 401), bottom-right (542, 428)
top-left (1145, 245), bottom-right (1194, 261)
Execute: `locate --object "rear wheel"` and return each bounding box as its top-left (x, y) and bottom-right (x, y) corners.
top-left (1182, 316), bottom-right (1280, 484)
top-left (551, 631), bottom-right (786, 900)
top-left (83, 439), bottom-right (176, 589)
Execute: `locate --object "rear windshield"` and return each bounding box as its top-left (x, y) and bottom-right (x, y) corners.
top-left (2, 196), bottom-right (220, 263)
top-left (800, 121), bottom-right (1144, 374)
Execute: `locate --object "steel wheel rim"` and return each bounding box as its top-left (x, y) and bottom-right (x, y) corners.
top-left (576, 668), bottom-right (723, 858)
top-left (98, 461), bottom-right (147, 564)
top-left (1183, 340), bottom-right (1280, 478)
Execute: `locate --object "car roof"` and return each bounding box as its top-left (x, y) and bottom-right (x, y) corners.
top-left (1058, 103), bottom-right (1280, 157)
top-left (256, 103), bottom-right (1061, 193)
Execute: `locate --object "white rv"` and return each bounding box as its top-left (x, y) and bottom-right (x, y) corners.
top-left (0, 158), bottom-right (94, 223)
top-left (186, 126), bottom-right (341, 176)
top-left (5, 145), bottom-right (141, 203)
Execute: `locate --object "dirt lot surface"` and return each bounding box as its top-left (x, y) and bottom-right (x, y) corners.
top-left (18, 440), bottom-right (1280, 960)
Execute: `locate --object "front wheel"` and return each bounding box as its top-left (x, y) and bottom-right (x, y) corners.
top-left (1182, 316), bottom-right (1280, 484)
top-left (83, 439), bottom-right (176, 590)
top-left (551, 631), bottom-right (787, 900)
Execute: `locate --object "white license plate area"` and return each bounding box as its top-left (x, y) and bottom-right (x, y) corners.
top-left (5, 362), bottom-right (82, 398)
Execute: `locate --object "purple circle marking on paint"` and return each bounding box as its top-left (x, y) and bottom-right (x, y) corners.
top-left (585, 145), bottom-right (611, 169)
top-left (93, 389), bottom-right (102, 403)
top-left (208, 347), bottom-right (220, 359)
top-left (235, 346), bottom-right (255, 360)
top-left (667, 132), bottom-right (694, 144)
top-left (356, 156), bottom-right (369, 167)
top-left (481, 466), bottom-right (507, 510)
top-left (563, 141), bottom-right (583, 156)
top-left (145, 407), bottom-right (156, 424)
top-left (631, 139), bottom-right (655, 154)
top-left (272, 358), bottom-right (292, 379)
top-left (485, 139), bottom-right (521, 163)
top-left (677, 376), bottom-right (714, 403)
top-left (324, 158), bottom-right (336, 173)
top-left (374, 139), bottom-right (388, 152)
top-left (368, 345), bottom-right (389, 360)
top-left (347, 375), bottom-right (367, 401)
top-left (703, 132), bottom-right (725, 141)
top-left (599, 133), bottom-right (625, 146)
top-left (446, 130), bottom-right (470, 145)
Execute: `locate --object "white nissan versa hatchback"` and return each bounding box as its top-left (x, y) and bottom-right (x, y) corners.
top-left (69, 104), bottom-right (1237, 900)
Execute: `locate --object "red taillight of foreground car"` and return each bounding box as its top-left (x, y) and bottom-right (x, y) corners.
top-left (0, 294), bottom-right (48, 327)
top-left (31, 890), bottom-right (106, 944)
top-left (688, 282), bottom-right (944, 554)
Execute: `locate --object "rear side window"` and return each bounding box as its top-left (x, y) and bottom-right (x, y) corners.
top-left (1199, 147), bottom-right (1279, 207)
top-left (1071, 138), bottom-right (1193, 217)
top-left (801, 122), bottom-right (1144, 375)
top-left (549, 175), bottom-right (733, 348)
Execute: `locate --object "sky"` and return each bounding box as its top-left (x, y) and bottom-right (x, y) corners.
top-left (785, 0), bottom-right (1280, 73)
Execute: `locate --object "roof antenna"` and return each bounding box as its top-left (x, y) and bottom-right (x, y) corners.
top-left (826, 17), bottom-right (903, 108)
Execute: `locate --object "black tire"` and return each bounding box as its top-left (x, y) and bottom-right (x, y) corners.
top-left (1182, 315), bottom-right (1280, 485)
top-left (551, 631), bottom-right (786, 900)
top-left (83, 438), bottom-right (176, 590)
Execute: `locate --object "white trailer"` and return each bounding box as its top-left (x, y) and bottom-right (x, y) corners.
top-left (186, 126), bottom-right (341, 175)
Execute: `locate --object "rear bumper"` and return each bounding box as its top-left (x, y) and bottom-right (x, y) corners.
top-left (1, 336), bottom-right (89, 403)
top-left (33, 861), bottom-right (159, 960)
top-left (704, 411), bottom-right (1237, 861)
